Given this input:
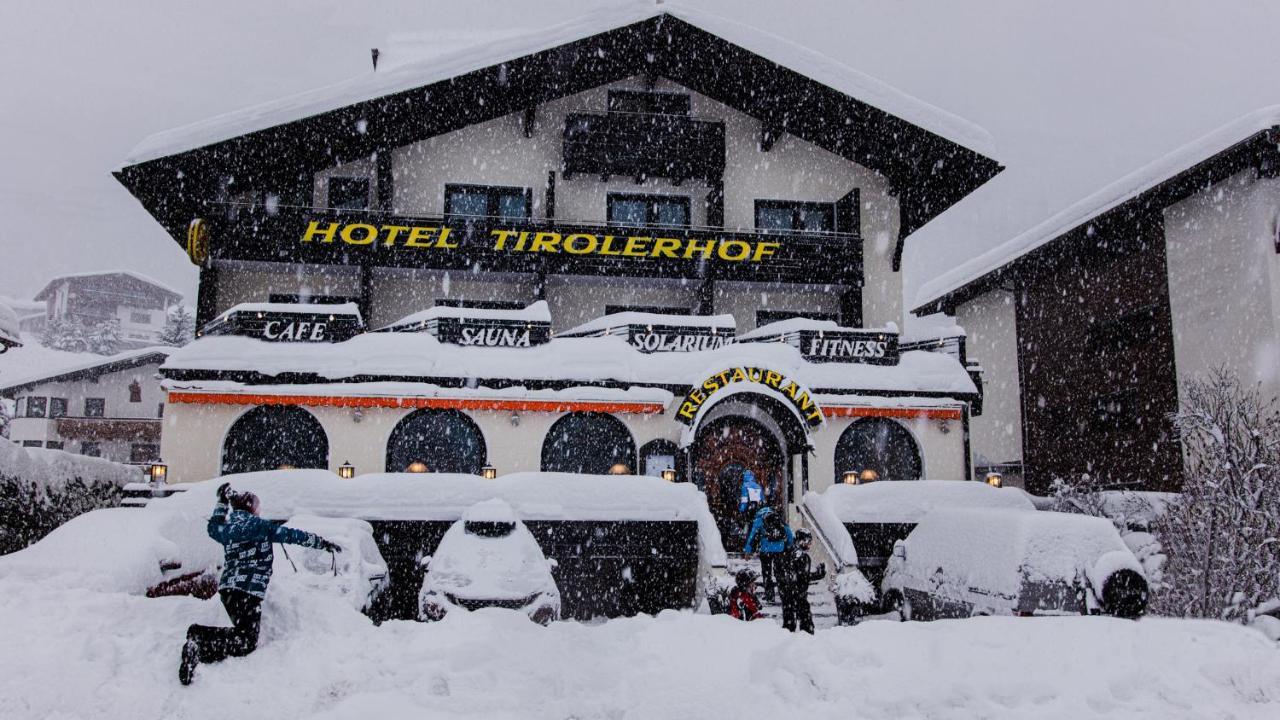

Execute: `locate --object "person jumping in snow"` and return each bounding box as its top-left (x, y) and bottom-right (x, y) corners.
top-left (727, 568), bottom-right (762, 621)
top-left (743, 504), bottom-right (793, 603)
top-left (779, 529), bottom-right (826, 634)
top-left (179, 482), bottom-right (340, 685)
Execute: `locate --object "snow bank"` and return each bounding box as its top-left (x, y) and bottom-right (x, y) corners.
top-left (0, 437), bottom-right (140, 490)
top-left (153, 470), bottom-right (728, 567)
top-left (818, 480), bottom-right (1035, 524)
top-left (800, 490), bottom-right (859, 567)
top-left (2, 575), bottom-right (1278, 720)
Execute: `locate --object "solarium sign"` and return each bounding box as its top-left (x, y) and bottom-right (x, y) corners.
top-left (676, 367), bottom-right (823, 428)
top-left (299, 221), bottom-right (784, 264)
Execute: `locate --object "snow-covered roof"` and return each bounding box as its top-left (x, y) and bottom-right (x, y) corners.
top-left (737, 317), bottom-right (847, 341)
top-left (161, 331), bottom-right (977, 397)
top-left (915, 105), bottom-right (1280, 311)
top-left (0, 302), bottom-right (20, 347)
top-left (0, 295), bottom-right (45, 317)
top-left (562, 311), bottom-right (735, 336)
top-left (379, 301), bottom-right (550, 330)
top-left (124, 3), bottom-right (994, 165)
top-left (0, 346), bottom-right (171, 394)
top-left (32, 270), bottom-right (183, 302)
top-left (900, 313), bottom-right (966, 344)
top-left (817, 480), bottom-right (1035, 524)
top-left (213, 301), bottom-right (362, 323)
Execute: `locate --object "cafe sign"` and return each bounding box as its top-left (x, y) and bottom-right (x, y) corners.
top-left (201, 304), bottom-right (364, 343)
top-left (676, 367), bottom-right (823, 428)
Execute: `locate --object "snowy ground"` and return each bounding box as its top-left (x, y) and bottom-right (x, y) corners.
top-left (1, 571), bottom-right (1278, 720)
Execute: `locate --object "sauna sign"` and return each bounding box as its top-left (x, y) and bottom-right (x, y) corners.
top-left (300, 220), bottom-right (783, 264)
top-left (676, 367), bottom-right (823, 428)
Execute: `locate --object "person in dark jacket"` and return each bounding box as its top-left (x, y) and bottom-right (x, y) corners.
top-left (743, 505), bottom-right (793, 603)
top-left (779, 529), bottom-right (826, 633)
top-left (179, 482), bottom-right (339, 685)
top-left (727, 568), bottom-right (762, 621)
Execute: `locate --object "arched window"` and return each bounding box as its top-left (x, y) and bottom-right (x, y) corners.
top-left (222, 405), bottom-right (329, 475)
top-left (833, 418), bottom-right (922, 483)
top-left (638, 438), bottom-right (685, 480)
top-left (385, 409), bottom-right (487, 473)
top-left (541, 412), bottom-right (636, 475)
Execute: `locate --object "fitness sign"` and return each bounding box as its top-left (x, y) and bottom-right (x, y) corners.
top-left (300, 220), bottom-right (783, 264)
top-left (676, 367), bottom-right (823, 428)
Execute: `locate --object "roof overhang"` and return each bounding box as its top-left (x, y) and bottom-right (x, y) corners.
top-left (114, 10), bottom-right (1001, 264)
top-left (915, 115), bottom-right (1280, 315)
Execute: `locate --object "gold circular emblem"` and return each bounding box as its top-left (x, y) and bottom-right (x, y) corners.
top-left (186, 218), bottom-right (210, 266)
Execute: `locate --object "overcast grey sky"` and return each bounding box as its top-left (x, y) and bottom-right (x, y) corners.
top-left (3, 0), bottom-right (1279, 307)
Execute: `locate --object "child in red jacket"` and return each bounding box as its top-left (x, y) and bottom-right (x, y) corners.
top-left (728, 569), bottom-right (763, 621)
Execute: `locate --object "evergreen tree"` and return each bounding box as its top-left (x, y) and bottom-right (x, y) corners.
top-left (86, 318), bottom-right (121, 355)
top-left (41, 317), bottom-right (88, 353)
top-left (158, 306), bottom-right (196, 347)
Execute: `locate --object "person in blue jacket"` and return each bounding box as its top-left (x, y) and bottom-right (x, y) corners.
top-left (737, 470), bottom-right (764, 543)
top-left (179, 482), bottom-right (339, 685)
top-left (743, 504), bottom-right (794, 603)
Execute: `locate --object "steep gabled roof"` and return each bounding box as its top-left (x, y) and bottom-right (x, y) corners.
top-left (114, 4), bottom-right (1001, 266)
top-left (32, 270), bottom-right (184, 303)
top-left (915, 106), bottom-right (1280, 314)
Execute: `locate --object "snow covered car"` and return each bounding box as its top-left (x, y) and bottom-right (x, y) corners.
top-left (273, 515), bottom-right (390, 613)
top-left (804, 480), bottom-right (1036, 616)
top-left (418, 499), bottom-right (561, 624)
top-left (881, 508), bottom-right (1149, 620)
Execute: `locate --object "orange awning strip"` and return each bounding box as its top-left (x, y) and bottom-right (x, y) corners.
top-left (822, 406), bottom-right (962, 420)
top-left (165, 391), bottom-right (666, 415)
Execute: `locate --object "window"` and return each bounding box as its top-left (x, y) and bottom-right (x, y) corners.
top-left (22, 440), bottom-right (42, 448)
top-left (84, 398), bottom-right (105, 417)
top-left (607, 194), bottom-right (691, 227)
top-left (605, 304), bottom-right (691, 316)
top-left (833, 418), bottom-right (923, 483)
top-left (14, 397), bottom-right (23, 416)
top-left (756, 310), bottom-right (838, 328)
top-left (80, 442), bottom-right (101, 458)
top-left (49, 398), bottom-right (68, 418)
top-left (385, 409), bottom-right (487, 474)
top-left (541, 412), bottom-right (637, 474)
top-left (327, 177), bottom-right (371, 211)
top-left (129, 381), bottom-right (142, 403)
top-left (130, 443), bottom-right (160, 464)
top-left (433, 299), bottom-right (526, 310)
top-left (45, 441), bottom-right (64, 451)
top-left (607, 90), bottom-right (691, 116)
top-left (444, 184), bottom-right (531, 220)
top-left (158, 403), bottom-right (164, 418)
top-left (130, 311), bottom-right (151, 324)
top-left (755, 200), bottom-right (836, 233)
top-left (26, 397), bottom-right (47, 418)
top-left (221, 405), bottom-right (329, 474)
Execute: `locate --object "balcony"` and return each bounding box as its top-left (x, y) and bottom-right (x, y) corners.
top-left (207, 202), bottom-right (861, 287)
top-left (562, 112), bottom-right (725, 183)
top-left (55, 417), bottom-right (161, 442)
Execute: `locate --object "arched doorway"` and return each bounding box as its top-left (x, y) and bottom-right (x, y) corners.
top-left (386, 409), bottom-right (487, 473)
top-left (541, 412), bottom-right (637, 474)
top-left (692, 415), bottom-right (785, 546)
top-left (221, 405), bottom-right (329, 475)
top-left (833, 418), bottom-right (923, 482)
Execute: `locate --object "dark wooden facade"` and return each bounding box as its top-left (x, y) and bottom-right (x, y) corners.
top-left (1014, 213), bottom-right (1182, 494)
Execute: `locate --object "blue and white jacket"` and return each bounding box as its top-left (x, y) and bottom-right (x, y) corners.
top-left (207, 502), bottom-right (327, 599)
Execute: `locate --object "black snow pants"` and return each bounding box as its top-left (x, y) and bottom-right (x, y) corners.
top-left (186, 589), bottom-right (263, 663)
top-left (759, 552), bottom-right (783, 602)
top-left (781, 583), bottom-right (814, 633)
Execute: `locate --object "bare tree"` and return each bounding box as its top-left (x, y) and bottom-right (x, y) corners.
top-left (1153, 369), bottom-right (1280, 621)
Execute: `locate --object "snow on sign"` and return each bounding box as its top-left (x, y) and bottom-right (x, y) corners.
top-left (377, 302), bottom-right (553, 348)
top-left (201, 302), bottom-right (364, 343)
top-left (740, 319), bottom-right (900, 365)
top-left (677, 367), bottom-right (823, 427)
top-left (560, 312), bottom-right (736, 353)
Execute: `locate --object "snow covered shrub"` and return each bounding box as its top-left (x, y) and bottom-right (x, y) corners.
top-left (0, 473), bottom-right (123, 554)
top-left (1152, 370), bottom-right (1280, 622)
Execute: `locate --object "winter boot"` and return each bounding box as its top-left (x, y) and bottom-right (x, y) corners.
top-left (179, 639), bottom-right (199, 685)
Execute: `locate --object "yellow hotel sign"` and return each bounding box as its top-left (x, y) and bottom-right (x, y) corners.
top-left (301, 220), bottom-right (782, 263)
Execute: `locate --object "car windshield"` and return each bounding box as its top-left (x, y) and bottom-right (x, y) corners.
top-left (463, 520), bottom-right (516, 538)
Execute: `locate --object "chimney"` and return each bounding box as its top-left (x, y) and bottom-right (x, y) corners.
top-left (371, 48), bottom-right (380, 71)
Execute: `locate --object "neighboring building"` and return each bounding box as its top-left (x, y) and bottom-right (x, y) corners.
top-left (0, 295), bottom-right (47, 336)
top-left (115, 7), bottom-right (1001, 534)
top-left (33, 271), bottom-right (184, 348)
top-left (1, 348), bottom-right (171, 467)
top-left (915, 107), bottom-right (1280, 494)
top-left (0, 301), bottom-right (21, 353)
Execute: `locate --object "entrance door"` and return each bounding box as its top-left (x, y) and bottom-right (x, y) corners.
top-left (692, 416), bottom-right (785, 547)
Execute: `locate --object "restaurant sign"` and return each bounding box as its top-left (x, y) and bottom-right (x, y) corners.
top-left (676, 367), bottom-right (823, 428)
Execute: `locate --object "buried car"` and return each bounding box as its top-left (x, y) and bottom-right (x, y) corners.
top-left (881, 507), bottom-right (1149, 620)
top-left (272, 515), bottom-right (390, 613)
top-left (418, 498), bottom-right (561, 624)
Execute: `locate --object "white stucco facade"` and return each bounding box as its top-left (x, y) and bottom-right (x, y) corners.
top-left (954, 290), bottom-right (1023, 471)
